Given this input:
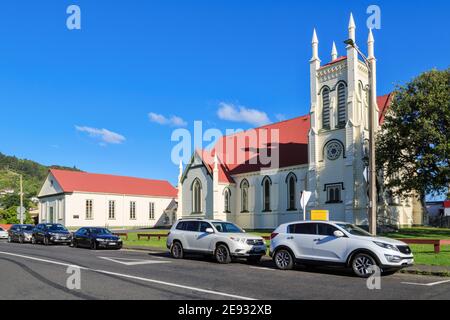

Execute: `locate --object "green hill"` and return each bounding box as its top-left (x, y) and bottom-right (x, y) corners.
top-left (0, 152), bottom-right (81, 223)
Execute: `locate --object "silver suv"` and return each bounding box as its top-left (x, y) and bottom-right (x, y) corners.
top-left (167, 219), bottom-right (267, 264)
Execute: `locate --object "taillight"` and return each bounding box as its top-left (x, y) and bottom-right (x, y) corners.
top-left (270, 232), bottom-right (279, 240)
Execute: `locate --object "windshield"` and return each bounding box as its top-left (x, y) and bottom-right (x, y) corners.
top-left (337, 224), bottom-right (373, 237)
top-left (212, 222), bottom-right (243, 233)
top-left (47, 224), bottom-right (68, 232)
top-left (0, 227), bottom-right (4, 231)
top-left (90, 228), bottom-right (111, 235)
top-left (20, 225), bottom-right (34, 231)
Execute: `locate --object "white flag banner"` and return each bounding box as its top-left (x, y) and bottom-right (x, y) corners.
top-left (300, 191), bottom-right (312, 220)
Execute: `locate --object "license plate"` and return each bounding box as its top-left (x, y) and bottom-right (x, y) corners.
top-left (108, 242), bottom-right (116, 245)
top-left (60, 237), bottom-right (66, 240)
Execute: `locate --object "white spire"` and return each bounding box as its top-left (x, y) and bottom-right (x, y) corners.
top-left (311, 28), bottom-right (319, 60)
top-left (178, 160), bottom-right (183, 180)
top-left (213, 154), bottom-right (219, 171)
top-left (368, 28), bottom-right (375, 59)
top-left (331, 41), bottom-right (338, 61)
top-left (348, 13), bottom-right (356, 41)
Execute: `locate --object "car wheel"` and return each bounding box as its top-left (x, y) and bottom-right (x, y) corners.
top-left (351, 253), bottom-right (378, 278)
top-left (215, 244), bottom-right (232, 264)
top-left (43, 237), bottom-right (49, 246)
top-left (274, 249), bottom-right (294, 270)
top-left (31, 236), bottom-right (36, 244)
top-left (247, 256), bottom-right (262, 265)
top-left (72, 240), bottom-right (78, 248)
top-left (19, 236), bottom-right (24, 244)
top-left (90, 240), bottom-right (97, 250)
top-left (7, 236), bottom-right (12, 243)
top-left (171, 242), bottom-right (184, 259)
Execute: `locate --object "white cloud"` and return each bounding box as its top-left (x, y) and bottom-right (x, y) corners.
top-left (75, 126), bottom-right (126, 145)
top-left (148, 113), bottom-right (187, 127)
top-left (217, 102), bottom-right (271, 127)
top-left (275, 114), bottom-right (287, 122)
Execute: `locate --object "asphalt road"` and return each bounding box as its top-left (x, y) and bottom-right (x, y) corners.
top-left (0, 240), bottom-right (449, 300)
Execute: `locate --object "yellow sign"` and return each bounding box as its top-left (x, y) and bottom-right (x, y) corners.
top-left (311, 210), bottom-right (329, 221)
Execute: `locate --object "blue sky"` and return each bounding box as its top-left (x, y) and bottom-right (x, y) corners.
top-left (0, 0), bottom-right (448, 189)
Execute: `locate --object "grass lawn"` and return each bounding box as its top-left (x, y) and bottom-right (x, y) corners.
top-left (119, 227), bottom-right (450, 267)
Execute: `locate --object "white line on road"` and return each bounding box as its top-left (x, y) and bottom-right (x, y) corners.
top-left (402, 279), bottom-right (450, 287)
top-left (0, 251), bottom-right (256, 300)
top-left (99, 256), bottom-right (170, 266)
top-left (249, 266), bottom-right (277, 271)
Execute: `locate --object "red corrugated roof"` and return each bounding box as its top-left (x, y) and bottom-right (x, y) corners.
top-left (200, 115), bottom-right (311, 183)
top-left (49, 169), bottom-right (177, 198)
top-left (320, 56), bottom-right (347, 68)
top-left (377, 93), bottom-right (393, 124)
top-left (0, 224), bottom-right (12, 231)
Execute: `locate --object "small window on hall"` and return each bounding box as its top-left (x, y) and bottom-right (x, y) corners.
top-left (262, 176), bottom-right (271, 212)
top-left (192, 179), bottom-right (202, 214)
top-left (108, 200), bottom-right (115, 220)
top-left (326, 184), bottom-right (343, 203)
top-left (322, 88), bottom-right (331, 129)
top-left (130, 201), bottom-right (136, 220)
top-left (337, 83), bottom-right (347, 127)
top-left (224, 189), bottom-right (231, 213)
top-left (85, 200), bottom-right (93, 220)
top-left (287, 173), bottom-right (297, 210)
top-left (241, 180), bottom-right (249, 213)
top-left (149, 202), bottom-right (155, 220)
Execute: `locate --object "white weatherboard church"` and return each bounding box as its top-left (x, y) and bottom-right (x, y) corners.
top-left (177, 15), bottom-right (423, 230)
top-left (38, 169), bottom-right (178, 228)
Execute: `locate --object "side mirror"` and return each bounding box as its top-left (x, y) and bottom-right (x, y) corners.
top-left (334, 230), bottom-right (345, 238)
top-left (205, 228), bottom-right (214, 234)
top-left (242, 229), bottom-right (246, 233)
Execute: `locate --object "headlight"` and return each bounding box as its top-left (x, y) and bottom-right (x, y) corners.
top-left (230, 237), bottom-right (246, 243)
top-left (373, 241), bottom-right (399, 252)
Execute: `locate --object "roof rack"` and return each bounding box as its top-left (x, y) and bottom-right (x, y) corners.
top-left (178, 217), bottom-right (205, 221)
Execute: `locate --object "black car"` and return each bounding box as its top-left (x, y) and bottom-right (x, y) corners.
top-left (8, 224), bottom-right (35, 243)
top-left (72, 227), bottom-right (122, 250)
top-left (32, 223), bottom-right (72, 245)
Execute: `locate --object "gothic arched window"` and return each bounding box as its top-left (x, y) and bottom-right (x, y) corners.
top-left (262, 176), bottom-right (272, 212)
top-left (322, 87), bottom-right (330, 129)
top-left (224, 188), bottom-right (231, 213)
top-left (287, 173), bottom-right (297, 210)
top-left (337, 83), bottom-right (347, 126)
top-left (192, 179), bottom-right (202, 213)
top-left (240, 179), bottom-right (249, 212)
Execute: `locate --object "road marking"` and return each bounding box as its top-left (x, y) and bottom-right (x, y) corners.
top-left (0, 251), bottom-right (256, 300)
top-left (402, 279), bottom-right (450, 287)
top-left (249, 266), bottom-right (277, 271)
top-left (99, 256), bottom-right (170, 266)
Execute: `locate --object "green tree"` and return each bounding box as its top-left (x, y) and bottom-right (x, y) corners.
top-left (377, 68), bottom-right (449, 203)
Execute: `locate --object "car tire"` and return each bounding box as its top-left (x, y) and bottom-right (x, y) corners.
top-left (274, 249), bottom-right (294, 270)
top-left (31, 236), bottom-right (36, 244)
top-left (247, 256), bottom-right (262, 265)
top-left (351, 253), bottom-right (378, 278)
top-left (7, 236), bottom-right (12, 243)
top-left (90, 240), bottom-right (97, 250)
top-left (72, 240), bottom-right (78, 248)
top-left (43, 237), bottom-right (49, 246)
top-left (171, 241), bottom-right (184, 259)
top-left (215, 244), bottom-right (232, 264)
top-left (19, 236), bottom-right (24, 244)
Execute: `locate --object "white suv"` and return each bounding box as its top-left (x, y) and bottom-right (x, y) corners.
top-left (167, 219), bottom-right (267, 264)
top-left (270, 221), bottom-right (414, 277)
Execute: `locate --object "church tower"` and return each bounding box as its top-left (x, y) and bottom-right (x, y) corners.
top-left (307, 14), bottom-right (377, 224)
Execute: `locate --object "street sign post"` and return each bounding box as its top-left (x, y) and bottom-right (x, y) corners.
top-left (16, 206), bottom-right (26, 221)
top-left (300, 191), bottom-right (312, 221)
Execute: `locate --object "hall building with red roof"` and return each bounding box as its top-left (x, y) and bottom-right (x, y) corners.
top-left (38, 169), bottom-right (178, 228)
top-left (177, 15), bottom-right (423, 229)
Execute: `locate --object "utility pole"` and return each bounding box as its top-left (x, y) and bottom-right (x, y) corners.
top-left (345, 29), bottom-right (378, 235)
top-left (19, 174), bottom-right (24, 224)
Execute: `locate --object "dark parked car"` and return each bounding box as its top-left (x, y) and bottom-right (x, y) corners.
top-left (72, 227), bottom-right (122, 250)
top-left (32, 223), bottom-right (72, 245)
top-left (8, 224), bottom-right (35, 243)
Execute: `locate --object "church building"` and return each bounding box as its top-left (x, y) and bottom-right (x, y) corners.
top-left (177, 15), bottom-right (423, 229)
